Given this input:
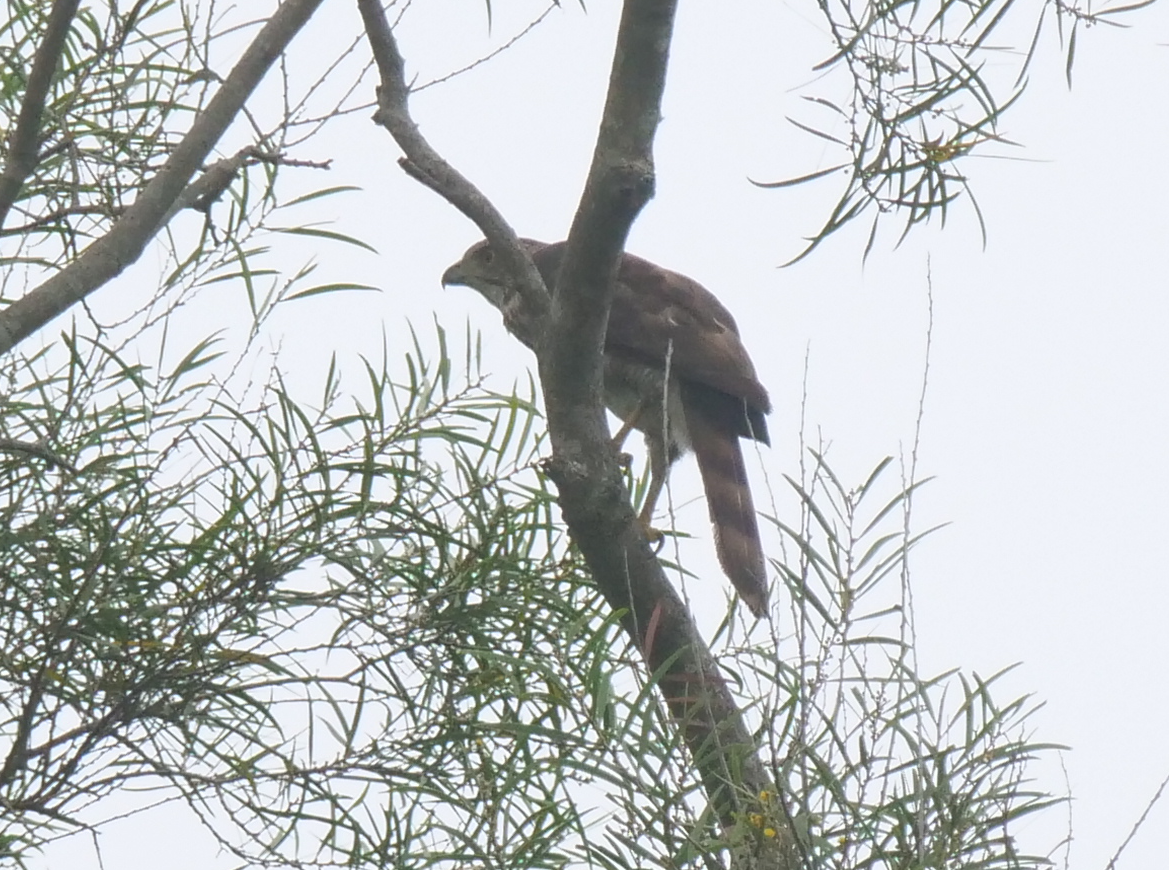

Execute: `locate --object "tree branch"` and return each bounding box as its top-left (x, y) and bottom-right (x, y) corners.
top-left (0, 437), bottom-right (76, 473)
top-left (0, 0), bottom-right (327, 357)
top-left (359, 3), bottom-right (798, 864)
top-left (0, 0), bottom-right (81, 230)
top-left (538, 4), bottom-right (797, 865)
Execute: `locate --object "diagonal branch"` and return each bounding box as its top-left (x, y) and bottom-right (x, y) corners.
top-left (359, 2), bottom-right (798, 864)
top-left (536, 4), bottom-right (797, 866)
top-left (0, 0), bottom-right (81, 230)
top-left (0, 0), bottom-right (327, 358)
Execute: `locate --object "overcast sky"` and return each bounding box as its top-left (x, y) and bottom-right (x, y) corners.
top-left (33, 0), bottom-right (1169, 867)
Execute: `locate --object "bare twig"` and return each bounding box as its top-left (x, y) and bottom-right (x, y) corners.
top-left (159, 146), bottom-right (331, 222)
top-left (414, 4), bottom-right (560, 92)
top-left (0, 0), bottom-right (82, 229)
top-left (0, 0), bottom-right (327, 357)
top-left (1105, 771), bottom-right (1169, 870)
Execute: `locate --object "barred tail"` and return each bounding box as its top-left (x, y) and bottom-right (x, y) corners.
top-left (684, 398), bottom-right (769, 617)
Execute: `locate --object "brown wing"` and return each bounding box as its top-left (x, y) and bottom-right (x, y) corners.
top-left (529, 241), bottom-right (770, 444)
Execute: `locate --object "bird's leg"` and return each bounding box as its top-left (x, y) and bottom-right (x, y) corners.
top-left (637, 433), bottom-right (669, 547)
top-left (607, 406), bottom-right (645, 463)
top-left (610, 401), bottom-right (647, 468)
top-left (609, 399), bottom-right (666, 546)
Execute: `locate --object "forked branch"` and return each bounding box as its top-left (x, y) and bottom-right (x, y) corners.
top-left (359, 2), bottom-right (798, 863)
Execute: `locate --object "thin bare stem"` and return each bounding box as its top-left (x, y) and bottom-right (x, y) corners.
top-left (1105, 771), bottom-right (1169, 870)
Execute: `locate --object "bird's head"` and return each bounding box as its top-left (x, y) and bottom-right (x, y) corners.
top-left (441, 238), bottom-right (548, 310)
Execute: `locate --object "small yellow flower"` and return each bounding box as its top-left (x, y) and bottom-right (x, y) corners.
top-left (758, 790), bottom-right (772, 802)
top-left (747, 813), bottom-right (764, 828)
top-left (764, 828), bottom-right (777, 838)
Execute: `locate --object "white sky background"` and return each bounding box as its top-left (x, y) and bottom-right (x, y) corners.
top-left (31, 0), bottom-right (1169, 867)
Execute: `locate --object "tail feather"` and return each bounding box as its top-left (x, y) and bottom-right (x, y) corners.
top-left (683, 395), bottom-right (769, 617)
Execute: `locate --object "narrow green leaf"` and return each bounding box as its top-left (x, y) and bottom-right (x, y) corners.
top-left (271, 226), bottom-right (379, 253)
top-left (284, 282), bottom-right (381, 301)
top-left (281, 185), bottom-right (362, 208)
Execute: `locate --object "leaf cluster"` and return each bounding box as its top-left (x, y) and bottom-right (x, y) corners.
top-left (0, 1), bottom-right (206, 261)
top-left (757, 454), bottom-right (1062, 869)
top-left (770, 0), bottom-right (1150, 260)
top-left (0, 317), bottom-right (629, 867)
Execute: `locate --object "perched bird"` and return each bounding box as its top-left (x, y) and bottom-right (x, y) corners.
top-left (442, 239), bottom-right (771, 617)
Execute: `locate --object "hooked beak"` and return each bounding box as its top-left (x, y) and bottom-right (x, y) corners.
top-left (440, 262), bottom-right (466, 288)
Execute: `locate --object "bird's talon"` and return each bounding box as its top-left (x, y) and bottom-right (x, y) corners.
top-left (639, 518), bottom-right (665, 550)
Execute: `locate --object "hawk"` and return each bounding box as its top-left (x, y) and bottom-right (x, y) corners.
top-left (442, 239), bottom-right (771, 616)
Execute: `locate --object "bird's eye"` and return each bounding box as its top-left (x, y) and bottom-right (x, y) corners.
top-left (481, 249), bottom-right (494, 265)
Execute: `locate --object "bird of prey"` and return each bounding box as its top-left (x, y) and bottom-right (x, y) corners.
top-left (441, 239), bottom-right (771, 617)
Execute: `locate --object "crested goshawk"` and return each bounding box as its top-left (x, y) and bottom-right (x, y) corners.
top-left (442, 239), bottom-right (771, 616)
